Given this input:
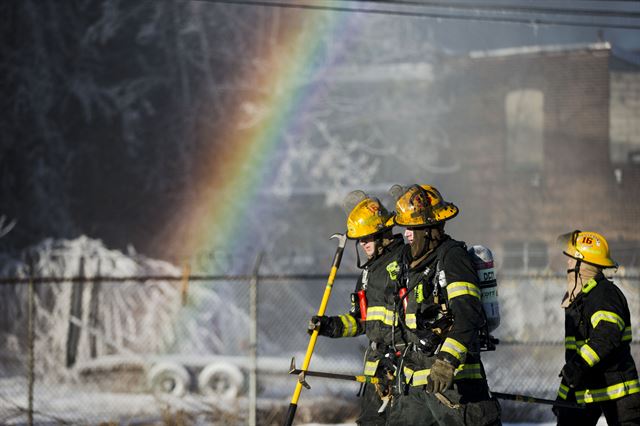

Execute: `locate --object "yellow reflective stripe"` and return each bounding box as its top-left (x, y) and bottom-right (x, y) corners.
top-left (447, 282), bottom-right (481, 300)
top-left (581, 278), bottom-right (598, 294)
top-left (405, 363), bottom-right (483, 387)
top-left (591, 310), bottom-right (625, 331)
top-left (339, 314), bottom-right (358, 337)
top-left (576, 379), bottom-right (640, 404)
top-left (413, 369), bottom-right (430, 386)
top-left (364, 360), bottom-right (379, 376)
top-left (415, 283), bottom-right (424, 303)
top-left (623, 326), bottom-right (632, 342)
top-left (405, 313), bottom-right (417, 329)
top-left (440, 337), bottom-right (468, 362)
top-left (454, 363), bottom-right (483, 380)
top-left (558, 383), bottom-right (570, 400)
top-left (403, 366), bottom-right (415, 384)
top-left (366, 306), bottom-right (397, 326)
top-left (579, 344), bottom-right (600, 367)
top-left (565, 336), bottom-right (576, 350)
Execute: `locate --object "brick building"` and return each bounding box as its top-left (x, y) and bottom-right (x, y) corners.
top-left (436, 42), bottom-right (640, 272)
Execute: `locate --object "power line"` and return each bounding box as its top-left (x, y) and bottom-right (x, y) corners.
top-left (350, 0), bottom-right (640, 20)
top-left (194, 0), bottom-right (640, 30)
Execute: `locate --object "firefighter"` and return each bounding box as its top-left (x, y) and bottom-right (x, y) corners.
top-left (554, 230), bottom-right (640, 425)
top-left (308, 190), bottom-right (417, 425)
top-left (386, 184), bottom-right (501, 426)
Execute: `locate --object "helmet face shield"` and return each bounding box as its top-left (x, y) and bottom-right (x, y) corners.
top-left (557, 230), bottom-right (582, 259)
top-left (342, 190), bottom-right (368, 215)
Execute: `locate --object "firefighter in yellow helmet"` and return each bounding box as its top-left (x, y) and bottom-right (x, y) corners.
top-left (308, 190), bottom-right (414, 425)
top-left (554, 230), bottom-right (640, 425)
top-left (386, 184), bottom-right (501, 426)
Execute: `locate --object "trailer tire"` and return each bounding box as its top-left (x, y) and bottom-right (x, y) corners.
top-left (198, 362), bottom-right (243, 400)
top-left (148, 362), bottom-right (190, 397)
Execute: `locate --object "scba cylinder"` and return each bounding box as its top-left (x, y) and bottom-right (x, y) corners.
top-left (468, 245), bottom-right (500, 332)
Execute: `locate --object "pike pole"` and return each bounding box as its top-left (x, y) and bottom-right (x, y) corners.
top-left (491, 392), bottom-right (585, 409)
top-left (283, 232), bottom-right (347, 426)
top-left (287, 366), bottom-right (587, 411)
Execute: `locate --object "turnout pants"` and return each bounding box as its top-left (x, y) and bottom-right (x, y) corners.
top-left (356, 383), bottom-right (386, 426)
top-left (555, 392), bottom-right (640, 426)
top-left (386, 379), bottom-right (501, 426)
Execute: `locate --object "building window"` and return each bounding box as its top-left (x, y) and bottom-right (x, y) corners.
top-left (503, 240), bottom-right (548, 271)
top-left (505, 90), bottom-right (544, 172)
top-left (610, 73), bottom-right (640, 165)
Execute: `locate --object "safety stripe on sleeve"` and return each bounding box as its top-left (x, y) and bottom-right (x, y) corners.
top-left (404, 363), bottom-right (484, 387)
top-left (591, 310), bottom-right (625, 331)
top-left (364, 360), bottom-right (379, 376)
top-left (339, 314), bottom-right (358, 337)
top-left (579, 344), bottom-right (601, 367)
top-left (565, 336), bottom-right (576, 350)
top-left (454, 363), bottom-right (483, 380)
top-left (440, 337), bottom-right (468, 362)
top-left (446, 282), bottom-right (481, 300)
top-left (576, 379), bottom-right (640, 404)
top-left (405, 313), bottom-right (417, 329)
top-left (366, 306), bottom-right (397, 326)
top-left (623, 326), bottom-right (632, 342)
top-left (557, 383), bottom-right (569, 400)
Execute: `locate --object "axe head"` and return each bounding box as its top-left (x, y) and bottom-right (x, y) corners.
top-left (330, 233), bottom-right (347, 248)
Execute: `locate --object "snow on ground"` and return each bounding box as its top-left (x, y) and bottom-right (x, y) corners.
top-left (300, 423), bottom-right (609, 426)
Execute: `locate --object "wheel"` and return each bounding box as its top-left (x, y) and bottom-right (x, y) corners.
top-left (197, 362), bottom-right (244, 400)
top-left (147, 362), bottom-right (190, 397)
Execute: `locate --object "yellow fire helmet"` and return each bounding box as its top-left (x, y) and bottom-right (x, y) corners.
top-left (557, 230), bottom-right (617, 268)
top-left (343, 191), bottom-right (394, 240)
top-left (391, 184), bottom-right (458, 227)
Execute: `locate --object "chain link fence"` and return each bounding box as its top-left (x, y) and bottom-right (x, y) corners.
top-left (1, 257), bottom-right (639, 424)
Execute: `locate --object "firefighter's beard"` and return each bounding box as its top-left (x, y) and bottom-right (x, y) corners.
top-left (410, 227), bottom-right (443, 263)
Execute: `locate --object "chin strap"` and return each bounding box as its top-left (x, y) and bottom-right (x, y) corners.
top-left (567, 259), bottom-right (582, 304)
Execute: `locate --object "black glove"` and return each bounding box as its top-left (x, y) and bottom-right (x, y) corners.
top-left (560, 354), bottom-right (589, 389)
top-left (308, 315), bottom-right (335, 337)
top-left (415, 329), bottom-right (442, 356)
top-left (378, 354), bottom-right (397, 378)
top-left (426, 358), bottom-right (455, 394)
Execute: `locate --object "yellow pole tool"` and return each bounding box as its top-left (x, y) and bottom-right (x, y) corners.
top-left (283, 232), bottom-right (347, 426)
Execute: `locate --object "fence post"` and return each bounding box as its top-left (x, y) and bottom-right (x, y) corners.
top-left (249, 252), bottom-right (264, 426)
top-left (27, 259), bottom-right (35, 426)
top-left (66, 256), bottom-right (85, 367)
top-left (88, 259), bottom-right (101, 358)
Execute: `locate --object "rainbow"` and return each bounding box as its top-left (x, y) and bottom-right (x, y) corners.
top-left (170, 8), bottom-right (350, 272)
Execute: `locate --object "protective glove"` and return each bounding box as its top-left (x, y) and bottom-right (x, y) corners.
top-left (426, 358), bottom-right (455, 394)
top-left (560, 354), bottom-right (589, 389)
top-left (378, 354), bottom-right (397, 379)
top-left (307, 315), bottom-right (336, 337)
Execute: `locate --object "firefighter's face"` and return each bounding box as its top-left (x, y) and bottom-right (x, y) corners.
top-left (404, 228), bottom-right (414, 244)
top-left (359, 236), bottom-right (376, 257)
